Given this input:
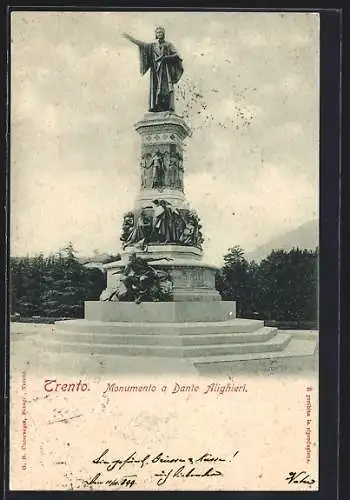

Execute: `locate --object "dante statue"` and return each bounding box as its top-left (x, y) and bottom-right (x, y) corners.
top-left (123, 26), bottom-right (183, 112)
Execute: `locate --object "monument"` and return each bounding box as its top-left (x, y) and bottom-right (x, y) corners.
top-left (99, 25), bottom-right (221, 304)
top-left (49, 27), bottom-right (317, 373)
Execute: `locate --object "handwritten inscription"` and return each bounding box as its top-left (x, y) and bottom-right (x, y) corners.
top-left (285, 471), bottom-right (315, 487)
top-left (154, 465), bottom-right (222, 486)
top-left (80, 449), bottom-right (240, 488)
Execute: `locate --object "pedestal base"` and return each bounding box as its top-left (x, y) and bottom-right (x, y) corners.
top-left (86, 300), bottom-right (236, 323)
top-left (103, 254), bottom-right (221, 302)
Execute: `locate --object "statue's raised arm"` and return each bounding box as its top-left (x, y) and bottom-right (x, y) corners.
top-left (122, 26), bottom-right (183, 113)
top-left (122, 32), bottom-right (144, 47)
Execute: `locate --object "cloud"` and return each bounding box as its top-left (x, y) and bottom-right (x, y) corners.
top-left (238, 30), bottom-right (280, 48)
top-left (11, 168), bottom-right (138, 256)
top-left (186, 163), bottom-right (318, 265)
top-left (236, 13), bottom-right (318, 48)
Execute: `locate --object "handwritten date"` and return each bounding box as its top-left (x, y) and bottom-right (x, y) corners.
top-left (83, 472), bottom-right (136, 488)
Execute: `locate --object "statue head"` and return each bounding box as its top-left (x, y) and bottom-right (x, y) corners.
top-left (155, 26), bottom-right (165, 41)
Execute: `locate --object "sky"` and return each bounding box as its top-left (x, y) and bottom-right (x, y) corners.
top-left (10, 11), bottom-right (320, 266)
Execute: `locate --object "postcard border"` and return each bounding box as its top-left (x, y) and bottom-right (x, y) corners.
top-left (2, 5), bottom-right (342, 500)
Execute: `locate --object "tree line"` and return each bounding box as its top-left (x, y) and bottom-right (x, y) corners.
top-left (216, 245), bottom-right (318, 325)
top-left (10, 243), bottom-right (106, 319)
top-left (10, 242), bottom-right (318, 325)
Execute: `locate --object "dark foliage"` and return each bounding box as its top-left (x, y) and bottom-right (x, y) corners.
top-left (10, 242), bottom-right (106, 318)
top-left (216, 246), bottom-right (318, 324)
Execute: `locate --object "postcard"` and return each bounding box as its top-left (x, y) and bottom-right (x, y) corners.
top-left (9, 10), bottom-right (322, 491)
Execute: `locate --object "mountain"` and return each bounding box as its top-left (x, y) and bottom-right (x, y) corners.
top-left (77, 252), bottom-right (121, 265)
top-left (246, 219), bottom-right (319, 262)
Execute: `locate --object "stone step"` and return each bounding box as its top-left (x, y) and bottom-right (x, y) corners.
top-left (50, 327), bottom-right (278, 346)
top-left (40, 332), bottom-right (291, 358)
top-left (84, 300), bottom-right (237, 323)
top-left (55, 318), bottom-right (265, 335)
top-left (192, 338), bottom-right (317, 367)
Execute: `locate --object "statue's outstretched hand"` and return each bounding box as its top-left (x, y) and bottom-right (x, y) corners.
top-left (122, 33), bottom-right (134, 42)
top-left (122, 33), bottom-right (141, 46)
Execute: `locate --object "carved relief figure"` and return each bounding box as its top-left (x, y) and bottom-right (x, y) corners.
top-left (178, 210), bottom-right (204, 249)
top-left (149, 150), bottom-right (166, 189)
top-left (140, 154), bottom-right (148, 188)
top-left (179, 217), bottom-right (196, 245)
top-left (123, 209), bottom-right (152, 249)
top-left (192, 211), bottom-right (204, 248)
top-left (166, 152), bottom-right (179, 188)
top-left (176, 152), bottom-right (184, 189)
top-left (142, 153), bottom-right (153, 188)
top-left (120, 212), bottom-right (134, 244)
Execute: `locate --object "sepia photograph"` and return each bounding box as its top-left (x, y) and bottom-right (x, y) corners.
top-left (9, 10), bottom-right (323, 491)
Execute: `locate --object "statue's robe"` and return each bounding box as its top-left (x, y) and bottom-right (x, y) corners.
top-left (167, 157), bottom-right (179, 188)
top-left (150, 154), bottom-right (166, 188)
top-left (151, 203), bottom-right (185, 243)
top-left (125, 213), bottom-right (151, 247)
top-left (138, 41), bottom-right (183, 112)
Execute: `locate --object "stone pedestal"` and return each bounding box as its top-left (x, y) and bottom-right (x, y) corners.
top-left (85, 300), bottom-right (236, 323)
top-left (135, 111), bottom-right (190, 196)
top-left (100, 110), bottom-right (215, 304)
top-left (102, 247), bottom-right (221, 303)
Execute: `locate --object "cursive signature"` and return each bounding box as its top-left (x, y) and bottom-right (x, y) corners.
top-left (155, 465), bottom-right (223, 486)
top-left (285, 471), bottom-right (315, 486)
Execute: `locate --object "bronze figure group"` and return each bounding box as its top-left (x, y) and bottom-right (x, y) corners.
top-left (120, 202), bottom-right (204, 250)
top-left (103, 252), bottom-right (173, 304)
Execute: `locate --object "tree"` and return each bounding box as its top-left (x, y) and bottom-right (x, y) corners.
top-left (10, 253), bottom-right (46, 316)
top-left (216, 246), bottom-right (319, 323)
top-left (41, 243), bottom-right (102, 317)
top-left (10, 242), bottom-right (106, 318)
top-left (255, 248), bottom-right (318, 322)
top-left (216, 246), bottom-right (252, 316)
